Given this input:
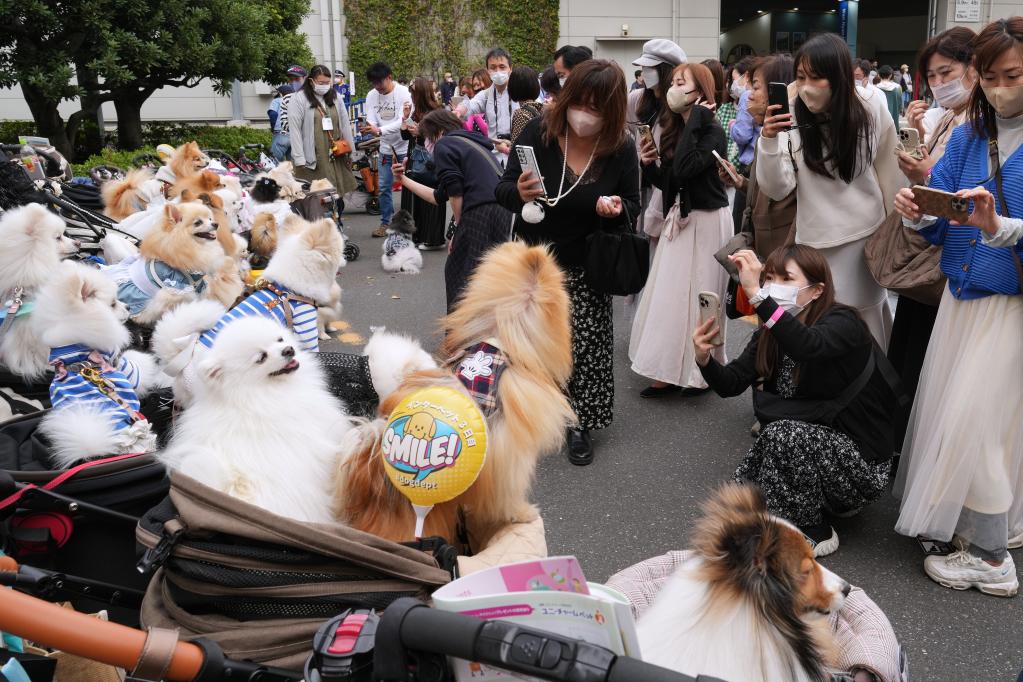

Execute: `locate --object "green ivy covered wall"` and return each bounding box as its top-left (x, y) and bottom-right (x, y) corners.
top-left (344, 0), bottom-right (559, 97)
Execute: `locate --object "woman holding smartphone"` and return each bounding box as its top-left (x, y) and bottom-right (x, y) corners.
top-left (757, 33), bottom-right (900, 346)
top-left (892, 18), bottom-right (1023, 597)
top-left (693, 246), bottom-right (896, 556)
top-left (629, 62), bottom-right (731, 398)
top-left (495, 60), bottom-right (640, 466)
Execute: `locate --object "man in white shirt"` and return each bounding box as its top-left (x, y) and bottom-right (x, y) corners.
top-left (456, 48), bottom-right (517, 157)
top-left (361, 61), bottom-right (413, 236)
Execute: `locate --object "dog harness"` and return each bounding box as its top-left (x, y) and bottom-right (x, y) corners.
top-left (103, 256), bottom-right (208, 316)
top-left (383, 232), bottom-right (415, 259)
top-left (0, 287), bottom-right (34, 337)
top-left (197, 280), bottom-right (319, 352)
top-left (454, 340), bottom-right (508, 417)
top-left (48, 345), bottom-right (145, 429)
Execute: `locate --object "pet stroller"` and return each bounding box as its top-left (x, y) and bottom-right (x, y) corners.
top-left (292, 185), bottom-right (361, 262)
top-left (237, 143), bottom-right (278, 173)
top-left (345, 137), bottom-right (382, 216)
top-left (202, 149), bottom-right (258, 187)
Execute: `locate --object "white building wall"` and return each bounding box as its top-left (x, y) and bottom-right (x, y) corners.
top-left (0, 2), bottom-right (346, 127)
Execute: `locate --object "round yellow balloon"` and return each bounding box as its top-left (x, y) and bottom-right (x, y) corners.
top-left (380, 386), bottom-right (488, 507)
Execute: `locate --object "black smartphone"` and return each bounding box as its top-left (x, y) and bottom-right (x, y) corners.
top-left (768, 82), bottom-right (790, 119)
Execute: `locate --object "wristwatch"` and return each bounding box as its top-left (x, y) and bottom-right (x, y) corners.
top-left (748, 287), bottom-right (768, 306)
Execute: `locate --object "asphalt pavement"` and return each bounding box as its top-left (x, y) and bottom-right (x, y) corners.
top-left (328, 201), bottom-right (1022, 681)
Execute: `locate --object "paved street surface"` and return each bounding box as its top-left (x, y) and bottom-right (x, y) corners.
top-left (329, 202), bottom-right (1022, 681)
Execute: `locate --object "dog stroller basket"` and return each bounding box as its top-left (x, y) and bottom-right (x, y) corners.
top-left (137, 472), bottom-right (455, 670)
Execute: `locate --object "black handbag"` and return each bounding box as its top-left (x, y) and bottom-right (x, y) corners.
top-left (583, 202), bottom-right (650, 296)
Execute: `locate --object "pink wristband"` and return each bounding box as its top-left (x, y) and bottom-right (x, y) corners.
top-left (764, 306), bottom-right (785, 329)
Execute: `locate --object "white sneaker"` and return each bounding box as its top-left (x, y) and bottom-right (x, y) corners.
top-left (924, 550), bottom-right (1019, 597)
top-left (804, 527), bottom-right (840, 558)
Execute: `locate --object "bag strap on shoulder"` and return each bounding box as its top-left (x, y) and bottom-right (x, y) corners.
top-left (450, 134), bottom-right (502, 178)
top-left (988, 140), bottom-right (1023, 291)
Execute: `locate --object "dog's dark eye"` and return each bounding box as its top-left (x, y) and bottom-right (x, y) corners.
top-left (277, 337), bottom-right (283, 342)
top-left (194, 220), bottom-right (202, 227)
top-left (255, 351), bottom-right (268, 364)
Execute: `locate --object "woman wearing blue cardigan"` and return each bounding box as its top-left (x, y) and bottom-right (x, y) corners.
top-left (893, 18), bottom-right (1023, 598)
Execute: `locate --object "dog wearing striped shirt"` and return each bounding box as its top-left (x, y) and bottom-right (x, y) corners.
top-left (153, 217), bottom-right (345, 406)
top-left (34, 262), bottom-right (161, 468)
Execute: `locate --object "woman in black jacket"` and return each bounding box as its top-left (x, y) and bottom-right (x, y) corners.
top-left (693, 245), bottom-right (896, 557)
top-left (629, 62), bottom-right (732, 399)
top-left (399, 77), bottom-right (446, 249)
top-left (495, 59), bottom-right (640, 466)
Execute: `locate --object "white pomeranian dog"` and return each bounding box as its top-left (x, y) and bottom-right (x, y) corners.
top-left (362, 327), bottom-right (437, 402)
top-left (158, 316), bottom-right (353, 524)
top-left (380, 210), bottom-right (422, 274)
top-left (34, 262), bottom-right (161, 467)
top-left (0, 204), bottom-right (79, 378)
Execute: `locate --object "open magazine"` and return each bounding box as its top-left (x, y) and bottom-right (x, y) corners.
top-left (431, 556), bottom-right (640, 681)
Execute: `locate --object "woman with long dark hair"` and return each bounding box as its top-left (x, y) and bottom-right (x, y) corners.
top-left (693, 245), bottom-right (897, 556)
top-left (496, 60), bottom-right (640, 465)
top-left (630, 63), bottom-right (731, 397)
top-left (288, 64), bottom-right (357, 199)
top-left (399, 77), bottom-right (446, 249)
top-left (757, 33), bottom-right (900, 345)
top-left (629, 39), bottom-right (686, 242)
top-left (893, 18), bottom-right (1023, 597)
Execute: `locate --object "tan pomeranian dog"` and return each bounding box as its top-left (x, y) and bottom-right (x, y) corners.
top-left (335, 242), bottom-right (575, 548)
top-left (101, 142), bottom-right (211, 220)
top-left (168, 169), bottom-right (222, 202)
top-left (100, 203), bottom-right (225, 326)
top-left (169, 141), bottom-right (211, 181)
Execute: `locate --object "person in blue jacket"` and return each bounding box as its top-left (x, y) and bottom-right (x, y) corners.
top-left (892, 17), bottom-right (1023, 599)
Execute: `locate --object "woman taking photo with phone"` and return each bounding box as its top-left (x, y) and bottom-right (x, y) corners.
top-left (885, 27), bottom-right (976, 447)
top-left (399, 77), bottom-right (446, 250)
top-left (693, 246), bottom-right (897, 556)
top-left (757, 33), bottom-right (900, 345)
top-left (892, 18), bottom-right (1023, 598)
top-left (495, 59), bottom-right (640, 466)
top-left (629, 62), bottom-right (731, 398)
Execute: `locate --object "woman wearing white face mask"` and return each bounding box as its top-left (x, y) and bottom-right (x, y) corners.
top-left (628, 39), bottom-right (687, 243)
top-left (495, 60), bottom-right (640, 466)
top-left (693, 246), bottom-right (898, 557)
top-left (892, 18), bottom-right (1023, 597)
top-left (288, 64), bottom-right (357, 200)
top-left (758, 33), bottom-right (900, 347)
top-left (630, 63), bottom-right (731, 398)
top-left (882, 27), bottom-right (976, 451)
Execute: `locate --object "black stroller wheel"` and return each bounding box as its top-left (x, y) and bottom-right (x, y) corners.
top-left (344, 241), bottom-right (360, 262)
top-left (366, 197), bottom-right (381, 215)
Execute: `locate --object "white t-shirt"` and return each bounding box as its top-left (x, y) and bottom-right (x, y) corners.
top-left (467, 85), bottom-right (519, 139)
top-left (366, 84), bottom-right (412, 157)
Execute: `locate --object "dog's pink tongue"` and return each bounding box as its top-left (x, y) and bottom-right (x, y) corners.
top-left (286, 359), bottom-right (299, 370)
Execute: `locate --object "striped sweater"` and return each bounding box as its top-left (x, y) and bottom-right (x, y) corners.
top-left (48, 345), bottom-right (143, 430)
top-left (198, 284), bottom-right (319, 352)
top-left (920, 120), bottom-right (1023, 299)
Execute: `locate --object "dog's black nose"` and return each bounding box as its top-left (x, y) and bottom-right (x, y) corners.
top-left (210, 222), bottom-right (219, 229)
top-left (281, 346), bottom-right (295, 358)
top-left (841, 581), bottom-right (851, 598)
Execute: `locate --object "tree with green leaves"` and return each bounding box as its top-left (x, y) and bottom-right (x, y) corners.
top-left (0, 0), bottom-right (313, 158)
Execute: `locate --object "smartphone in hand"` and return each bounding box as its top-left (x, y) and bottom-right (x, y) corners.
top-left (712, 150), bottom-right (740, 184)
top-left (699, 292), bottom-right (724, 346)
top-left (515, 145), bottom-right (547, 195)
top-left (911, 185), bottom-right (970, 223)
top-left (768, 82), bottom-right (790, 120)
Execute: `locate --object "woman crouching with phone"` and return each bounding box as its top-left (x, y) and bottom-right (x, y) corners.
top-left (629, 62), bottom-right (731, 398)
top-left (693, 246), bottom-right (897, 557)
top-left (891, 18), bottom-right (1023, 597)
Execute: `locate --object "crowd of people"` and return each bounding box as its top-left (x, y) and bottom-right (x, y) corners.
top-left (268, 17), bottom-right (1023, 599)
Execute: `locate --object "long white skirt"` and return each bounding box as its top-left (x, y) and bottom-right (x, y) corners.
top-left (817, 237), bottom-right (893, 347)
top-left (629, 206), bottom-right (731, 388)
top-left (894, 288), bottom-right (1023, 546)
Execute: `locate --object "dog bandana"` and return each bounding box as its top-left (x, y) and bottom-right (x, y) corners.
top-left (197, 282), bottom-right (319, 352)
top-left (102, 256), bottom-right (208, 316)
top-left (383, 232), bottom-right (415, 258)
top-left (455, 341), bottom-right (508, 416)
top-left (48, 345), bottom-right (145, 429)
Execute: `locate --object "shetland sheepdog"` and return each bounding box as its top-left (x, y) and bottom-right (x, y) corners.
top-left (335, 242), bottom-right (575, 549)
top-left (636, 484), bottom-right (850, 682)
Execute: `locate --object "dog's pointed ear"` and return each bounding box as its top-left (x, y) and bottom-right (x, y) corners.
top-left (79, 275), bottom-right (98, 303)
top-left (164, 203), bottom-right (182, 224)
top-left (198, 357), bottom-right (224, 384)
top-left (179, 189), bottom-right (195, 202)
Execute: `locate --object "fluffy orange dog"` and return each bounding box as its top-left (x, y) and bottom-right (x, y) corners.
top-left (336, 242), bottom-right (575, 548)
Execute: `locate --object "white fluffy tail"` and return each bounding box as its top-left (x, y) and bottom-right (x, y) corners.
top-left (381, 248), bottom-right (423, 275)
top-left (151, 299), bottom-right (227, 365)
top-left (40, 406), bottom-right (124, 469)
top-left (101, 233), bottom-right (140, 264)
top-left (363, 328), bottom-right (437, 400)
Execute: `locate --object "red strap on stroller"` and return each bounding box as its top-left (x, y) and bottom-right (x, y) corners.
top-left (0, 452), bottom-right (144, 512)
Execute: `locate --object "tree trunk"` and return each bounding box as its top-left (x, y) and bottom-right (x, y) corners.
top-left (20, 82), bottom-right (73, 159)
top-left (112, 88), bottom-right (154, 151)
top-left (75, 65), bottom-right (105, 158)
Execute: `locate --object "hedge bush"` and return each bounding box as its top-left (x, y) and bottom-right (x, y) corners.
top-left (1, 121), bottom-right (272, 175)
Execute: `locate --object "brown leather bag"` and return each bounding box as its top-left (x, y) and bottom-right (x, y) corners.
top-left (317, 104), bottom-right (352, 158)
top-left (864, 113), bottom-right (953, 308)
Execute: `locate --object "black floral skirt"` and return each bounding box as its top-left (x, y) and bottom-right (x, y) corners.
top-left (564, 267), bottom-right (614, 430)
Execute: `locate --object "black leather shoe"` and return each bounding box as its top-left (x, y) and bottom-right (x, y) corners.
top-left (639, 384), bottom-right (682, 399)
top-left (567, 428), bottom-right (593, 466)
top-left (680, 386), bottom-right (711, 397)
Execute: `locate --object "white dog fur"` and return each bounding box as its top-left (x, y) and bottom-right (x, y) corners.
top-left (0, 204), bottom-right (79, 378)
top-left (158, 316), bottom-right (352, 524)
top-left (362, 328), bottom-right (437, 402)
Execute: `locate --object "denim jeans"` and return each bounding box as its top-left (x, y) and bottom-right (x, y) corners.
top-left (378, 152), bottom-right (405, 226)
top-left (270, 132), bottom-right (291, 162)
